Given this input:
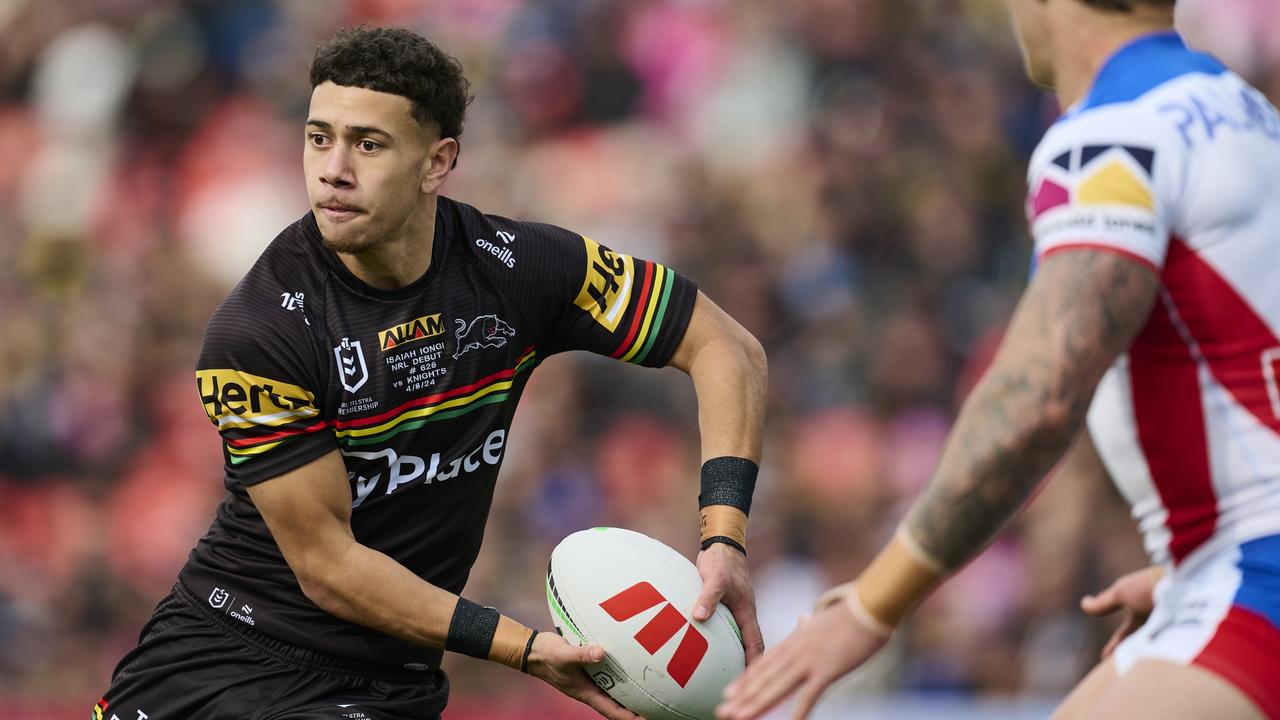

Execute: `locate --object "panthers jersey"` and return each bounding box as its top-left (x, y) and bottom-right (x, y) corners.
top-left (1026, 32), bottom-right (1280, 566)
top-left (180, 196), bottom-right (697, 670)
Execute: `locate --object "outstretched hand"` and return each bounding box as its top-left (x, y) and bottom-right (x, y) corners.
top-left (716, 586), bottom-right (889, 720)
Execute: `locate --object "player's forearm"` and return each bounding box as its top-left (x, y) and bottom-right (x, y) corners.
top-left (903, 353), bottom-right (1085, 569)
top-left (294, 537), bottom-right (456, 648)
top-left (295, 539), bottom-right (531, 668)
top-left (905, 250), bottom-right (1158, 569)
top-left (672, 299), bottom-right (766, 554)
top-left (849, 250), bottom-right (1159, 632)
top-left (686, 329), bottom-right (767, 463)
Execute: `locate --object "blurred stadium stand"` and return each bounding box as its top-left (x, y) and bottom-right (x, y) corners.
top-left (0, 0), bottom-right (1276, 717)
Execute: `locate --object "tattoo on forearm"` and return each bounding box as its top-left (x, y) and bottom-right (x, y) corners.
top-left (906, 251), bottom-right (1160, 569)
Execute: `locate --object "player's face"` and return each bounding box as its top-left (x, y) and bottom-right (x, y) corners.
top-left (1006, 0), bottom-right (1055, 88)
top-left (304, 82), bottom-right (437, 253)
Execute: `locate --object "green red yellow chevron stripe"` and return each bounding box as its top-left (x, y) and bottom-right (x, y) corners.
top-left (223, 347), bottom-right (538, 463)
top-left (610, 261), bottom-right (675, 364)
top-left (225, 419), bottom-right (330, 465)
top-left (332, 346), bottom-right (537, 448)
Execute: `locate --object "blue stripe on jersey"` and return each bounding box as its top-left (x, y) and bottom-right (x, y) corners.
top-left (1232, 534), bottom-right (1280, 630)
top-left (1073, 32), bottom-right (1227, 114)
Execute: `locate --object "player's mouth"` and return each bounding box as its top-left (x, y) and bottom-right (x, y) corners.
top-left (318, 201), bottom-right (365, 222)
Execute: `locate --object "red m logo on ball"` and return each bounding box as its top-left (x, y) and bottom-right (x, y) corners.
top-left (599, 581), bottom-right (709, 687)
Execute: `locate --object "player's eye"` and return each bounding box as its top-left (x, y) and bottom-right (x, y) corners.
top-left (357, 139), bottom-right (381, 152)
top-left (308, 133), bottom-right (331, 147)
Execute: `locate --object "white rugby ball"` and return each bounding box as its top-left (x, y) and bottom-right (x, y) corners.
top-left (546, 527), bottom-right (745, 720)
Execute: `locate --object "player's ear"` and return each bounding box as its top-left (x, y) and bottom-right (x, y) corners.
top-left (421, 136), bottom-right (458, 195)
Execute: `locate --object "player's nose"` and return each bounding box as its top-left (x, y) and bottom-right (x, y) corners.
top-left (320, 148), bottom-right (355, 188)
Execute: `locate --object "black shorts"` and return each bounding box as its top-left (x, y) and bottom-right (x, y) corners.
top-left (97, 584), bottom-right (449, 720)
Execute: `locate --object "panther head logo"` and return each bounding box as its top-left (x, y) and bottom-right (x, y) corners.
top-left (453, 315), bottom-right (516, 359)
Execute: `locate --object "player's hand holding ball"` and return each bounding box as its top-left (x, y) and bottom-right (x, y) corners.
top-left (545, 528), bottom-right (749, 719)
top-left (525, 632), bottom-right (644, 720)
top-left (693, 541), bottom-right (765, 663)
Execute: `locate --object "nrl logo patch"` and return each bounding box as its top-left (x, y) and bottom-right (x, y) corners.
top-left (334, 338), bottom-right (369, 392)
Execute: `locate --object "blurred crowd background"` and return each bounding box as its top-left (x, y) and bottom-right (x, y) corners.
top-left (1, 0), bottom-right (1278, 717)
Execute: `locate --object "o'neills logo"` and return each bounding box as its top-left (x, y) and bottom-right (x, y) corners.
top-left (379, 314), bottom-right (445, 351)
top-left (475, 237), bottom-right (516, 268)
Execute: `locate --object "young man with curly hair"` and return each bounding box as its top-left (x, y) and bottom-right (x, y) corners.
top-left (96, 26), bottom-right (767, 720)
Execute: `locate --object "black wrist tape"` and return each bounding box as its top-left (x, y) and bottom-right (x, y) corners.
top-left (698, 457), bottom-right (758, 515)
top-left (446, 598), bottom-right (500, 659)
top-left (701, 535), bottom-right (747, 556)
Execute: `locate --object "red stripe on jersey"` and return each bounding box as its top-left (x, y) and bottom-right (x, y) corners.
top-left (1163, 238), bottom-right (1280, 439)
top-left (226, 420), bottom-right (329, 448)
top-left (1128, 293), bottom-right (1217, 564)
top-left (1193, 606), bottom-right (1280, 720)
top-left (611, 261), bottom-right (655, 359)
top-left (1041, 242), bottom-right (1160, 274)
top-left (332, 346), bottom-right (535, 430)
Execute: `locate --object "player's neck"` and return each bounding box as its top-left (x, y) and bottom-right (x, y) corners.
top-left (338, 197), bottom-right (438, 290)
top-left (1049, 6), bottom-right (1175, 110)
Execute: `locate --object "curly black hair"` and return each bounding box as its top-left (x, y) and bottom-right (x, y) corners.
top-left (310, 26), bottom-right (474, 140)
top-left (1079, 0), bottom-right (1175, 12)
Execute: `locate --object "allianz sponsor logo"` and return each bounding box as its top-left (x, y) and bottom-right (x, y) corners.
top-left (344, 429), bottom-right (506, 508)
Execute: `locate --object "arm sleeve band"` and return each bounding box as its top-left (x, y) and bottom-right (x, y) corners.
top-left (698, 457), bottom-right (756, 552)
top-left (697, 456), bottom-right (758, 514)
top-left (445, 598), bottom-right (500, 660)
top-left (488, 615), bottom-right (537, 671)
top-left (446, 599), bottom-right (536, 670)
top-left (853, 525), bottom-right (945, 630)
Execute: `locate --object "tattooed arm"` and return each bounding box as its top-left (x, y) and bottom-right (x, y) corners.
top-left (905, 249), bottom-right (1158, 567)
top-left (717, 249), bottom-right (1161, 720)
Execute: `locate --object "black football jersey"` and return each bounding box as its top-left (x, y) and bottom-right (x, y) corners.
top-left (179, 196), bottom-right (697, 670)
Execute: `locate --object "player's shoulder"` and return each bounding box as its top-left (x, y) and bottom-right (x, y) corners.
top-left (1035, 33), bottom-right (1226, 163)
top-left (442, 195), bottom-right (586, 277)
top-left (1074, 31), bottom-right (1227, 116)
top-left (206, 214), bottom-right (327, 347)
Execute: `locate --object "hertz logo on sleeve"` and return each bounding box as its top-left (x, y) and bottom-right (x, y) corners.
top-left (196, 369), bottom-right (318, 429)
top-left (378, 314), bottom-right (445, 351)
top-left (574, 236), bottom-right (633, 333)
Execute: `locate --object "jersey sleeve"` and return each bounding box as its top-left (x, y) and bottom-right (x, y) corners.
top-left (196, 288), bottom-right (336, 486)
top-left (1026, 107), bottom-right (1188, 271)
top-left (514, 225), bottom-right (699, 367)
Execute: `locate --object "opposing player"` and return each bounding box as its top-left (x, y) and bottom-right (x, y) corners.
top-left (95, 27), bottom-right (767, 720)
top-left (719, 0), bottom-right (1280, 718)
